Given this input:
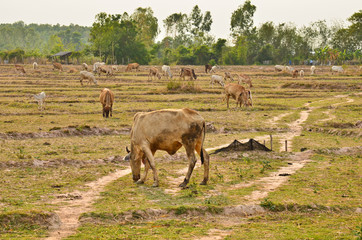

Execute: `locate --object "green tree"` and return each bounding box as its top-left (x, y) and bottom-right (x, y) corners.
top-left (230, 0), bottom-right (256, 37)
top-left (131, 7), bottom-right (159, 48)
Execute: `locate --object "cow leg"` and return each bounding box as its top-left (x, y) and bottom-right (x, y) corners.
top-left (226, 95), bottom-right (230, 109)
top-left (142, 147), bottom-right (159, 187)
top-left (179, 142), bottom-right (197, 188)
top-left (137, 156), bottom-right (149, 184)
top-left (200, 148), bottom-right (209, 185)
top-left (195, 142), bottom-right (209, 185)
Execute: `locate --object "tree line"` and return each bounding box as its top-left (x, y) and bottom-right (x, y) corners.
top-left (0, 2), bottom-right (361, 65)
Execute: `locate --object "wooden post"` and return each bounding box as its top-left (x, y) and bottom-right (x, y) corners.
top-left (285, 140), bottom-right (288, 152)
top-left (270, 135), bottom-right (273, 151)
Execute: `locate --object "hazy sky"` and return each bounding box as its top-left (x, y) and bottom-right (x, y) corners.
top-left (1, 0), bottom-right (361, 41)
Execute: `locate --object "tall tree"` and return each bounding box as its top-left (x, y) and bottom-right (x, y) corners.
top-left (131, 7), bottom-right (159, 48)
top-left (230, 0), bottom-right (256, 37)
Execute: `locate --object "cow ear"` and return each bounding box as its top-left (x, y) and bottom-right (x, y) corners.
top-left (126, 146), bottom-right (130, 153)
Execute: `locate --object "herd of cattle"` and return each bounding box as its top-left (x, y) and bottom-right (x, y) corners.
top-left (9, 61), bottom-right (349, 187)
top-left (16, 61), bottom-right (349, 114)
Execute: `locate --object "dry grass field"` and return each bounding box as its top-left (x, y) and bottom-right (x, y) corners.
top-left (0, 63), bottom-right (361, 239)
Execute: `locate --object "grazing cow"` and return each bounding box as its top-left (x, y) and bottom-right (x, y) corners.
top-left (124, 108), bottom-right (209, 188)
top-left (82, 63), bottom-right (88, 71)
top-left (286, 66), bottom-right (294, 73)
top-left (180, 67), bottom-right (197, 81)
top-left (224, 83), bottom-right (249, 109)
top-left (99, 88), bottom-right (114, 118)
top-left (98, 65), bottom-right (113, 77)
top-left (224, 72), bottom-right (235, 82)
top-left (205, 64), bottom-right (212, 73)
top-left (210, 75), bottom-right (225, 88)
top-left (238, 74), bottom-right (253, 87)
top-left (111, 65), bottom-right (118, 72)
top-left (33, 62), bottom-right (38, 69)
top-left (33, 92), bottom-right (46, 111)
top-left (53, 62), bottom-right (63, 72)
top-left (210, 65), bottom-right (219, 73)
top-left (162, 65), bottom-right (173, 79)
top-left (292, 69), bottom-right (298, 78)
top-left (331, 66), bottom-right (344, 74)
top-left (311, 65), bottom-right (316, 75)
top-left (80, 71), bottom-right (98, 85)
top-left (93, 62), bottom-right (105, 73)
top-left (14, 64), bottom-right (26, 74)
top-left (125, 63), bottom-right (140, 72)
top-left (148, 67), bottom-right (161, 80)
top-left (274, 65), bottom-right (285, 72)
top-left (299, 70), bottom-right (304, 78)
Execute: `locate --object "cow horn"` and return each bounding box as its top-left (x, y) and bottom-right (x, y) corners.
top-left (126, 146), bottom-right (130, 153)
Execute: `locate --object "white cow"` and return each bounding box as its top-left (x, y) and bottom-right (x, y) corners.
top-left (111, 65), bottom-right (119, 72)
top-left (299, 70), bottom-right (304, 78)
top-left (311, 65), bottom-right (316, 75)
top-left (33, 62), bottom-right (38, 69)
top-left (33, 92), bottom-right (46, 111)
top-left (274, 65), bottom-right (285, 72)
top-left (331, 66), bottom-right (344, 74)
top-left (285, 66), bottom-right (294, 73)
top-left (80, 71), bottom-right (98, 85)
top-left (162, 65), bottom-right (173, 79)
top-left (82, 63), bottom-right (88, 71)
top-left (210, 65), bottom-right (220, 73)
top-left (93, 62), bottom-right (105, 73)
top-left (210, 75), bottom-right (225, 88)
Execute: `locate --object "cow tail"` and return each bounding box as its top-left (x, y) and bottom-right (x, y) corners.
top-left (200, 122), bottom-right (206, 165)
top-left (248, 90), bottom-right (252, 106)
top-left (105, 91), bottom-right (111, 108)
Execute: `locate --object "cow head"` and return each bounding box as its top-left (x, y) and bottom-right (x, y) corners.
top-left (103, 106), bottom-right (111, 118)
top-left (125, 145), bottom-right (141, 182)
top-left (192, 69), bottom-right (197, 80)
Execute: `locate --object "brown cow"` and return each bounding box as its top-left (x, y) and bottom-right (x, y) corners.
top-left (53, 62), bottom-right (63, 72)
top-left (99, 88), bottom-right (114, 118)
top-left (224, 72), bottom-right (235, 82)
top-left (180, 67), bottom-right (197, 81)
top-left (148, 67), bottom-right (161, 80)
top-left (125, 63), bottom-right (140, 72)
top-left (224, 83), bottom-right (250, 109)
top-left (292, 69), bottom-right (298, 78)
top-left (238, 74), bottom-right (253, 87)
top-left (14, 64), bottom-right (26, 74)
top-left (124, 108), bottom-right (210, 188)
top-left (205, 64), bottom-right (212, 73)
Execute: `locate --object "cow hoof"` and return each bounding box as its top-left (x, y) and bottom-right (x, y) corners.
top-left (136, 180), bottom-right (144, 184)
top-left (179, 182), bottom-right (187, 188)
top-left (200, 180), bottom-right (207, 185)
top-left (152, 183), bottom-right (159, 187)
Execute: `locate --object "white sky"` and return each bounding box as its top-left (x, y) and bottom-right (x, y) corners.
top-left (1, 0), bottom-right (361, 42)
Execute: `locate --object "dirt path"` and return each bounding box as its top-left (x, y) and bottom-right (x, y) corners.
top-left (318, 95), bottom-right (354, 123)
top-left (45, 168), bottom-right (131, 240)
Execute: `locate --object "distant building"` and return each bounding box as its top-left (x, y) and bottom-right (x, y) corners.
top-left (51, 51), bottom-right (72, 64)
